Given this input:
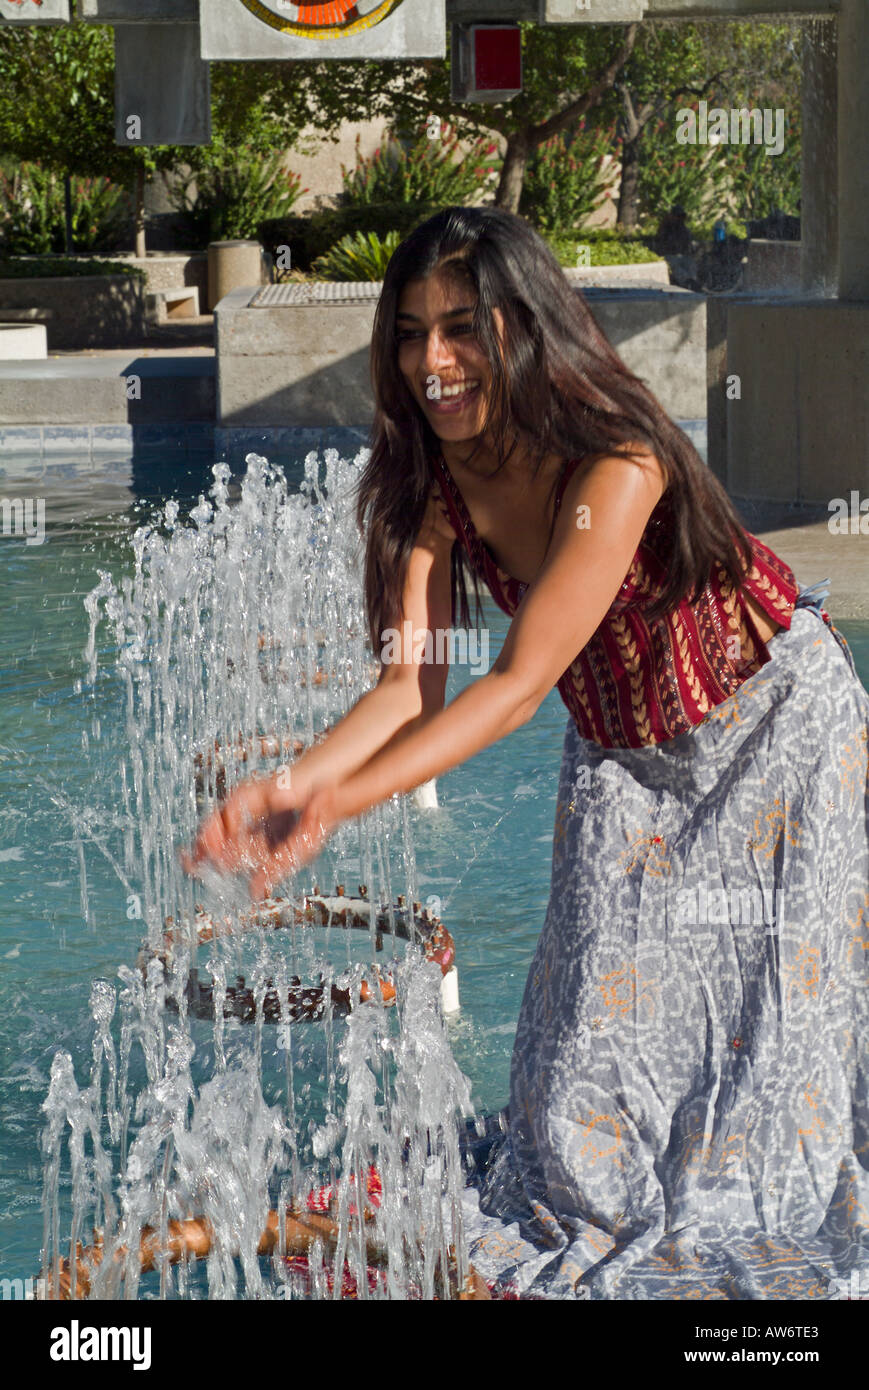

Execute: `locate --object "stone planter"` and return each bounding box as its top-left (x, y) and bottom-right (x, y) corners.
top-left (0, 274), bottom-right (145, 350)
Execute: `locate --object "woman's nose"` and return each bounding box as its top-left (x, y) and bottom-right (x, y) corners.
top-left (422, 331), bottom-right (457, 375)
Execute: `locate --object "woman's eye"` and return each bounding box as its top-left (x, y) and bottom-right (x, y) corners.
top-left (396, 330), bottom-right (421, 342)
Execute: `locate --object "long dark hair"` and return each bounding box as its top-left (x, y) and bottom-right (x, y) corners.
top-left (356, 205), bottom-right (752, 651)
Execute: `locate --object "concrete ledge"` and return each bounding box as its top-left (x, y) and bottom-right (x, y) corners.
top-left (0, 354), bottom-right (215, 426)
top-left (564, 262), bottom-right (671, 288)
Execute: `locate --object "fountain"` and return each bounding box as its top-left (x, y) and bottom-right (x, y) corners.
top-left (37, 449), bottom-right (473, 1301)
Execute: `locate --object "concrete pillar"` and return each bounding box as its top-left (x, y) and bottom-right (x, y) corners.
top-left (207, 241), bottom-right (264, 314)
top-left (838, 0), bottom-right (869, 300)
top-left (801, 20), bottom-right (838, 296)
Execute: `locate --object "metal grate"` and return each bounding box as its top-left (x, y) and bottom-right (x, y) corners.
top-left (250, 281), bottom-right (383, 307)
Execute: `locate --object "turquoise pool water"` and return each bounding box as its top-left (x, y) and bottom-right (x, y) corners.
top-left (1, 454), bottom-right (867, 1287)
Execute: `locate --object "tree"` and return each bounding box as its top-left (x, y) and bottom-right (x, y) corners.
top-left (265, 24), bottom-right (639, 215)
top-left (0, 18), bottom-right (169, 252)
top-left (0, 11), bottom-right (317, 253)
top-left (612, 23), bottom-right (722, 229)
top-left (614, 19), bottom-right (804, 229)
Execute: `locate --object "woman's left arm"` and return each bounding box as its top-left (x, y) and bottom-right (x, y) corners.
top-left (249, 451), bottom-right (664, 896)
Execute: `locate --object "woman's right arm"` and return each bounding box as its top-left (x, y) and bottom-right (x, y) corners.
top-left (181, 491), bottom-right (455, 876)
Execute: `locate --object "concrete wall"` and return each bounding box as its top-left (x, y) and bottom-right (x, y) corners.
top-left (0, 275), bottom-right (145, 350)
top-left (708, 295), bottom-right (869, 503)
top-left (287, 119), bottom-right (396, 215)
top-left (743, 240), bottom-right (802, 293)
top-left (215, 283), bottom-right (707, 429)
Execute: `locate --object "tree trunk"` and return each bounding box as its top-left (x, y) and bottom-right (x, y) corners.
top-left (494, 132), bottom-right (529, 215)
top-left (63, 175), bottom-right (74, 255)
top-left (617, 137), bottom-right (641, 229)
top-left (134, 163), bottom-right (146, 257)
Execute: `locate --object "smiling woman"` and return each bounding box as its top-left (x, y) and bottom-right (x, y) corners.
top-left (185, 206), bottom-right (869, 1300)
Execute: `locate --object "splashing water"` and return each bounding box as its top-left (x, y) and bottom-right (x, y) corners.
top-left (41, 450), bottom-right (473, 1300)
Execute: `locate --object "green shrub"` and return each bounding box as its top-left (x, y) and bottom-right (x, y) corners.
top-left (170, 151), bottom-right (307, 245)
top-left (520, 123), bottom-right (618, 233)
top-left (0, 256), bottom-right (146, 279)
top-left (690, 218), bottom-right (750, 244)
top-left (542, 229), bottom-right (664, 267)
top-left (340, 123), bottom-right (498, 208)
top-left (261, 202), bottom-right (436, 274)
top-left (0, 163), bottom-right (132, 255)
top-left (311, 229), bottom-right (401, 282)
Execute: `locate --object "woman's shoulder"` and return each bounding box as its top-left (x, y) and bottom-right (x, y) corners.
top-left (558, 444), bottom-right (668, 505)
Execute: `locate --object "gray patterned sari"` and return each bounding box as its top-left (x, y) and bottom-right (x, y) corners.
top-left (461, 592), bottom-right (869, 1300)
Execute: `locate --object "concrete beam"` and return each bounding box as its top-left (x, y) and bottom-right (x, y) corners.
top-left (540, 0), bottom-right (645, 21)
top-left (80, 0), bottom-right (197, 19)
top-left (646, 0), bottom-right (838, 14)
top-left (445, 1), bottom-right (537, 18)
top-left (0, 0), bottom-right (69, 22)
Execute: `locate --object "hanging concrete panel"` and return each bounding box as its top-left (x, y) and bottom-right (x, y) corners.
top-left (200, 0), bottom-right (444, 62)
top-left (114, 22), bottom-right (211, 146)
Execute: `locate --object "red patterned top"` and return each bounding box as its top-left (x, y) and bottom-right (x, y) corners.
top-left (430, 454), bottom-right (799, 750)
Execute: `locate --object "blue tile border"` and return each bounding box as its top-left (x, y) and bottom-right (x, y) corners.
top-left (1, 421), bottom-right (709, 468)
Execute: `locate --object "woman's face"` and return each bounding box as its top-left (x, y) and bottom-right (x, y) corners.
top-left (396, 268), bottom-right (495, 446)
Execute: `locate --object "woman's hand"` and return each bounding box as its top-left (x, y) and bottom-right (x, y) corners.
top-left (180, 774), bottom-right (338, 901)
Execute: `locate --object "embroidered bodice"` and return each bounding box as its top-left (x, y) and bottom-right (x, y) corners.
top-left (430, 454), bottom-right (799, 749)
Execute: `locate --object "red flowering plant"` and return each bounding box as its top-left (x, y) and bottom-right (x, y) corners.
top-left (636, 118), bottom-right (731, 230)
top-left (0, 162), bottom-right (132, 255)
top-left (340, 124), bottom-right (500, 209)
top-left (519, 121), bottom-right (618, 234)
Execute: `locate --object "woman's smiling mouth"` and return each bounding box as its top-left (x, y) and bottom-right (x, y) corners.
top-left (425, 379), bottom-right (481, 413)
